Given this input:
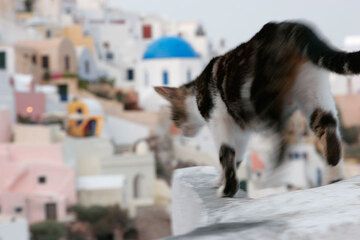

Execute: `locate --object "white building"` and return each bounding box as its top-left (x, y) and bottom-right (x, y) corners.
top-left (78, 7), bottom-right (144, 87)
top-left (76, 46), bottom-right (99, 81)
top-left (170, 21), bottom-right (212, 61)
top-left (0, 72), bottom-right (15, 122)
top-left (76, 0), bottom-right (105, 12)
top-left (0, 216), bottom-right (30, 240)
top-left (36, 85), bottom-right (66, 114)
top-left (103, 116), bottom-right (151, 148)
top-left (77, 174), bottom-right (127, 208)
top-left (63, 137), bottom-right (156, 217)
top-left (75, 4), bottom-right (213, 91)
top-left (34, 0), bottom-right (75, 24)
top-left (102, 152), bottom-right (156, 217)
top-left (139, 36), bottom-right (203, 111)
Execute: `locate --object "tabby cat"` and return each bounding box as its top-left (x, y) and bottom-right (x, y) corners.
top-left (155, 21), bottom-right (360, 197)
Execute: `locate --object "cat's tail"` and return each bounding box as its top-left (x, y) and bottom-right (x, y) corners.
top-left (292, 23), bottom-right (360, 75)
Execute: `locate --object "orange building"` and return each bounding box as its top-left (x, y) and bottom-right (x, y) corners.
top-left (61, 24), bottom-right (95, 53)
top-left (67, 99), bottom-right (103, 137)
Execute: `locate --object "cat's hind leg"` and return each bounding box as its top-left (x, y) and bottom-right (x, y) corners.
top-left (293, 62), bottom-right (342, 167)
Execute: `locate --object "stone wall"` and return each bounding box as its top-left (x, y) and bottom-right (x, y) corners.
top-left (169, 166), bottom-right (360, 240)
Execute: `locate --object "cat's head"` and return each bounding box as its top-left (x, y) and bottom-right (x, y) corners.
top-left (154, 86), bottom-right (205, 137)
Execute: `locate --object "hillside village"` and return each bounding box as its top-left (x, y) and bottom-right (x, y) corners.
top-left (0, 0), bottom-right (359, 240)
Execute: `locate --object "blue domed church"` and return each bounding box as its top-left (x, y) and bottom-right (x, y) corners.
top-left (139, 36), bottom-right (203, 111)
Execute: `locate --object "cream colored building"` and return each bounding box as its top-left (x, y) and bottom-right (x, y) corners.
top-left (14, 124), bottom-right (64, 144)
top-left (14, 44), bottom-right (42, 82)
top-left (16, 38), bottom-right (77, 82)
top-left (77, 175), bottom-right (126, 208)
top-left (102, 153), bottom-right (156, 213)
top-left (63, 137), bottom-right (155, 217)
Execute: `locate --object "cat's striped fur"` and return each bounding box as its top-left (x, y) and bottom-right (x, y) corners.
top-left (155, 21), bottom-right (359, 197)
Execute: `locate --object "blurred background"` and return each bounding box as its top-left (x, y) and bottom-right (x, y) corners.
top-left (0, 0), bottom-right (359, 239)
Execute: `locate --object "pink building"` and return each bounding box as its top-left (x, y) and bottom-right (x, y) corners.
top-left (0, 144), bottom-right (76, 223)
top-left (0, 108), bottom-right (12, 143)
top-left (15, 92), bottom-right (45, 122)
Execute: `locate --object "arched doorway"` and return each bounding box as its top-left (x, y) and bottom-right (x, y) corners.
top-left (84, 119), bottom-right (96, 136)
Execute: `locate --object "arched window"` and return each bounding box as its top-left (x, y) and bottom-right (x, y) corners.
top-left (162, 70), bottom-right (169, 85)
top-left (65, 55), bottom-right (70, 72)
top-left (133, 174), bottom-right (145, 199)
top-left (186, 69), bottom-right (192, 82)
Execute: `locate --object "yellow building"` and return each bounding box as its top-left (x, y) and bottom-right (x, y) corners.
top-left (67, 99), bottom-right (103, 137)
top-left (61, 25), bottom-right (95, 53)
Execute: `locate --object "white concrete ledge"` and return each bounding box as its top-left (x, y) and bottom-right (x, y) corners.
top-left (169, 166), bottom-right (360, 240)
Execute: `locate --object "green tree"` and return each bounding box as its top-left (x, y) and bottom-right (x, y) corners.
top-left (30, 221), bottom-right (66, 240)
top-left (69, 205), bottom-right (134, 239)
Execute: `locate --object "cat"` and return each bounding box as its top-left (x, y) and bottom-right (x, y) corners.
top-left (154, 21), bottom-right (360, 197)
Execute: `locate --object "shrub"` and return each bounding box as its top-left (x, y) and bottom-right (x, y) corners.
top-left (69, 205), bottom-right (133, 239)
top-left (30, 221), bottom-right (66, 240)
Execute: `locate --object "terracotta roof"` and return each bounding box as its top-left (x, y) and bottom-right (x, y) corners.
top-left (335, 95), bottom-right (360, 127)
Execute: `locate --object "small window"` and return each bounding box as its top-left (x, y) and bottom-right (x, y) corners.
top-left (0, 51), bottom-right (6, 69)
top-left (14, 207), bottom-right (23, 213)
top-left (142, 24), bottom-right (152, 39)
top-left (293, 152), bottom-right (300, 160)
top-left (162, 70), bottom-right (169, 85)
top-left (106, 52), bottom-right (113, 61)
top-left (65, 7), bottom-right (71, 14)
top-left (127, 68), bottom-right (134, 81)
top-left (84, 60), bottom-right (90, 74)
top-left (42, 55), bottom-right (49, 69)
top-left (46, 29), bottom-right (52, 38)
top-left (38, 176), bottom-right (47, 184)
top-left (103, 42), bottom-right (110, 49)
top-left (32, 55), bottom-right (37, 65)
top-left (65, 55), bottom-right (70, 71)
top-left (195, 25), bottom-right (206, 36)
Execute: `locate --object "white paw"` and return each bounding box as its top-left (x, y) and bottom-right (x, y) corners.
top-left (216, 185), bottom-right (225, 197)
top-left (213, 173), bottom-right (224, 188)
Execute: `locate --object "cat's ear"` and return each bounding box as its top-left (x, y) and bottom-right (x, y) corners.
top-left (154, 86), bottom-right (179, 101)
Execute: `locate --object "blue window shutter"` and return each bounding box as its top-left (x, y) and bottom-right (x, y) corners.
top-left (162, 71), bottom-right (169, 85)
